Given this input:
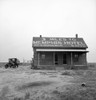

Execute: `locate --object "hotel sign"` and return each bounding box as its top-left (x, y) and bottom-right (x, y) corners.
top-left (33, 37), bottom-right (86, 47)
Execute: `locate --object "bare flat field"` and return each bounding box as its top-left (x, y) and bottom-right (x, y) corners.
top-left (0, 64), bottom-right (96, 100)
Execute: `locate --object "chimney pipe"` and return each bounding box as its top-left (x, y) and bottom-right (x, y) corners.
top-left (76, 34), bottom-right (78, 38)
top-left (40, 35), bottom-right (42, 38)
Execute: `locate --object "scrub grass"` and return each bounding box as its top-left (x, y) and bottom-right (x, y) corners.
top-left (0, 63), bottom-right (96, 100)
top-left (53, 69), bottom-right (96, 100)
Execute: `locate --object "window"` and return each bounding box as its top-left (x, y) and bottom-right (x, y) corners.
top-left (74, 53), bottom-right (79, 62)
top-left (41, 54), bottom-right (45, 59)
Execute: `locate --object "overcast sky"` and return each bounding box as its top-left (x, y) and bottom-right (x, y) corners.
top-left (0, 0), bottom-right (96, 62)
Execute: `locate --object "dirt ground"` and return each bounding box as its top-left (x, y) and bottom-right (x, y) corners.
top-left (0, 65), bottom-right (96, 100)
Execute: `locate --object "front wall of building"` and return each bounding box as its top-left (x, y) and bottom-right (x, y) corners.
top-left (72, 52), bottom-right (87, 65)
top-left (38, 52), bottom-right (71, 66)
top-left (39, 52), bottom-right (53, 65)
top-left (33, 48), bottom-right (87, 69)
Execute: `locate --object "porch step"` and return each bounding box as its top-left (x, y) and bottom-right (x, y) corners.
top-left (37, 65), bottom-right (88, 70)
top-left (55, 67), bottom-right (64, 70)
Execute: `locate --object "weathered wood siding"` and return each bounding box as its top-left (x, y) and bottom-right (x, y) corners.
top-left (40, 52), bottom-right (53, 65)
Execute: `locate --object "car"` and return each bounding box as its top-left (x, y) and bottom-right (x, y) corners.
top-left (5, 58), bottom-right (20, 68)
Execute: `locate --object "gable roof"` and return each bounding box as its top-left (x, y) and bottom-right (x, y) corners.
top-left (32, 37), bottom-right (88, 48)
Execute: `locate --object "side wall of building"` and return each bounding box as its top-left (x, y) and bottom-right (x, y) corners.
top-left (33, 48), bottom-right (38, 66)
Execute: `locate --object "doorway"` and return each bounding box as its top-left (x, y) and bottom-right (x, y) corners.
top-left (55, 53), bottom-right (58, 65)
top-left (63, 53), bottom-right (67, 64)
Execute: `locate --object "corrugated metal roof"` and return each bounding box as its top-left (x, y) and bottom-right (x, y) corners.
top-left (32, 37), bottom-right (88, 48)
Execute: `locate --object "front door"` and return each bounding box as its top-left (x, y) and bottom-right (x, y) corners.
top-left (54, 53), bottom-right (67, 65)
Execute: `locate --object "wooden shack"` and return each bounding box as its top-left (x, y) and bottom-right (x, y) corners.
top-left (32, 34), bottom-right (88, 69)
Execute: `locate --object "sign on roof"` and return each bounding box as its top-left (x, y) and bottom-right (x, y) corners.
top-left (33, 37), bottom-right (87, 48)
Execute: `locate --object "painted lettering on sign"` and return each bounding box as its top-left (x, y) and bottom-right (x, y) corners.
top-left (33, 38), bottom-right (86, 47)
